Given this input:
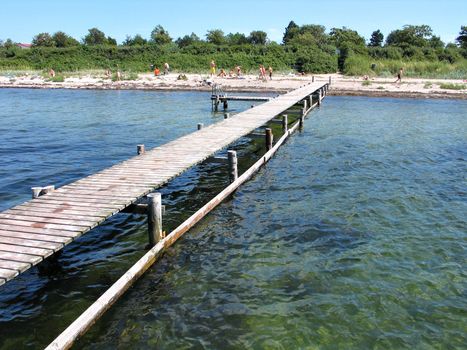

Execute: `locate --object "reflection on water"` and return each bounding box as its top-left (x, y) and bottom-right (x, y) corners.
top-left (0, 90), bottom-right (466, 349)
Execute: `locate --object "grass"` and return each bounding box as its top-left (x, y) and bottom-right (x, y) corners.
top-left (362, 80), bottom-right (371, 86)
top-left (439, 83), bottom-right (466, 90)
top-left (344, 55), bottom-right (467, 79)
top-left (47, 75), bottom-right (65, 82)
top-left (423, 82), bottom-right (433, 89)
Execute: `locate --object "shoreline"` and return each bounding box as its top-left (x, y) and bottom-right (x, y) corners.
top-left (0, 73), bottom-right (465, 100)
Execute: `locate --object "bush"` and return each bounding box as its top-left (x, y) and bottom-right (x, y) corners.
top-left (439, 83), bottom-right (466, 90)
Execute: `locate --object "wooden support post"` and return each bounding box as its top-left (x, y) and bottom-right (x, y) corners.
top-left (329, 76), bottom-right (332, 85)
top-left (223, 100), bottom-right (228, 110)
top-left (42, 185), bottom-right (55, 195)
top-left (251, 105), bottom-right (254, 108)
top-left (224, 113), bottom-right (230, 119)
top-left (137, 144), bottom-right (145, 155)
top-left (31, 187), bottom-right (42, 199)
top-left (31, 185), bottom-right (55, 199)
top-left (227, 150), bottom-right (238, 183)
top-left (265, 128), bottom-right (273, 150)
top-left (197, 123), bottom-right (204, 130)
top-left (282, 114), bottom-right (288, 133)
top-left (312, 76), bottom-right (315, 82)
top-left (318, 89), bottom-right (322, 106)
top-left (215, 97), bottom-right (219, 112)
top-left (302, 100), bottom-right (308, 116)
top-left (308, 95), bottom-right (313, 108)
top-left (147, 193), bottom-right (163, 246)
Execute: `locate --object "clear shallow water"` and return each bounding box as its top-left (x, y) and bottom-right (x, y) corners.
top-left (0, 90), bottom-right (466, 349)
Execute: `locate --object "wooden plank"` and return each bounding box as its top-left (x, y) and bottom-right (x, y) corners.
top-left (0, 230), bottom-right (70, 244)
top-left (0, 223), bottom-right (80, 237)
top-left (0, 219), bottom-right (88, 232)
top-left (10, 206), bottom-right (109, 219)
top-left (31, 198), bottom-right (123, 210)
top-left (0, 243), bottom-right (52, 257)
top-left (0, 259), bottom-right (31, 273)
top-left (0, 251), bottom-right (42, 265)
top-left (0, 213), bottom-right (97, 228)
top-left (0, 267), bottom-right (18, 280)
top-left (0, 236), bottom-right (62, 251)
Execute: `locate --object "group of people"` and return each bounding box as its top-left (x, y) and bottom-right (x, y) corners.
top-left (259, 64), bottom-right (273, 81)
top-left (210, 60), bottom-right (273, 80)
top-left (151, 62), bottom-right (170, 76)
top-left (210, 60), bottom-right (243, 78)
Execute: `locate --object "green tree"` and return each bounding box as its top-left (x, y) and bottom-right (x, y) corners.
top-left (283, 20), bottom-right (299, 44)
top-left (248, 30), bottom-right (268, 45)
top-left (226, 32), bottom-right (248, 45)
top-left (176, 32), bottom-right (201, 47)
top-left (123, 34), bottom-right (147, 46)
top-left (206, 29), bottom-right (225, 45)
top-left (52, 31), bottom-right (79, 47)
top-left (369, 30), bottom-right (384, 47)
top-left (83, 28), bottom-right (107, 45)
top-left (2, 38), bottom-right (14, 49)
top-left (32, 32), bottom-right (55, 47)
top-left (107, 36), bottom-right (117, 46)
top-left (456, 26), bottom-right (467, 49)
top-left (150, 25), bottom-right (172, 45)
top-left (386, 25), bottom-right (434, 47)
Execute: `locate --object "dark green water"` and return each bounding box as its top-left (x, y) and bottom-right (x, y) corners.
top-left (0, 90), bottom-right (466, 349)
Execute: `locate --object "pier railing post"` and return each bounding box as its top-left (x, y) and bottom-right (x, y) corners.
top-left (31, 185), bottom-right (55, 199)
top-left (228, 150), bottom-right (238, 183)
top-left (265, 128), bottom-right (273, 150)
top-left (137, 144), bottom-right (145, 155)
top-left (282, 114), bottom-right (288, 133)
top-left (197, 123), bottom-right (204, 130)
top-left (147, 193), bottom-right (163, 246)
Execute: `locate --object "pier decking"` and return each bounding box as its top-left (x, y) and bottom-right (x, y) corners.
top-left (0, 82), bottom-right (328, 285)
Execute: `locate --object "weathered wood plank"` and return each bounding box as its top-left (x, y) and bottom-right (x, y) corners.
top-left (0, 243), bottom-right (53, 257)
top-left (0, 213), bottom-right (97, 228)
top-left (0, 259), bottom-right (31, 273)
top-left (0, 230), bottom-right (70, 244)
top-left (0, 236), bottom-right (62, 251)
top-left (0, 224), bottom-right (80, 237)
top-left (0, 219), bottom-right (88, 232)
top-left (0, 267), bottom-right (18, 280)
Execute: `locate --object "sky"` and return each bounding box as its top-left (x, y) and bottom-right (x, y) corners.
top-left (1, 0), bottom-right (465, 45)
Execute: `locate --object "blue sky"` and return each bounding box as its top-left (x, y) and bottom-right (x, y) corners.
top-left (1, 0), bottom-right (465, 45)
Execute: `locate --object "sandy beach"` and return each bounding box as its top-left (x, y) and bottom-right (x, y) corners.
top-left (0, 72), bottom-right (465, 99)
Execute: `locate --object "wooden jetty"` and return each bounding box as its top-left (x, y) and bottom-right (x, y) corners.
top-left (211, 84), bottom-right (272, 111)
top-left (0, 82), bottom-right (329, 286)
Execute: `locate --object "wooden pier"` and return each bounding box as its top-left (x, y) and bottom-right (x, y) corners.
top-left (0, 82), bottom-right (328, 286)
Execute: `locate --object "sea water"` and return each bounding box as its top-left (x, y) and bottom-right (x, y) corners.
top-left (0, 89), bottom-right (465, 349)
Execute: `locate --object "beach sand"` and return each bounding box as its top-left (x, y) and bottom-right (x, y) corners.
top-left (0, 72), bottom-right (465, 99)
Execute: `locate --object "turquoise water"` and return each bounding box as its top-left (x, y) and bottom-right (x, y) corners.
top-left (0, 90), bottom-right (466, 349)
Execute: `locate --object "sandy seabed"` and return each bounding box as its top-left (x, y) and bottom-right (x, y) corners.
top-left (0, 72), bottom-right (466, 99)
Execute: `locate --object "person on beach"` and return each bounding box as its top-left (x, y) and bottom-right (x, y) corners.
top-left (164, 62), bottom-right (170, 75)
top-left (259, 65), bottom-right (266, 81)
top-left (236, 65), bottom-right (242, 77)
top-left (395, 67), bottom-right (403, 83)
top-left (210, 60), bottom-right (216, 77)
top-left (268, 66), bottom-right (273, 80)
top-left (49, 68), bottom-right (55, 77)
top-left (116, 69), bottom-right (122, 81)
top-left (154, 67), bottom-right (160, 76)
top-left (105, 69), bottom-right (111, 78)
top-left (218, 69), bottom-right (226, 78)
